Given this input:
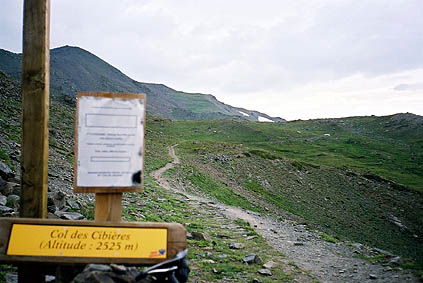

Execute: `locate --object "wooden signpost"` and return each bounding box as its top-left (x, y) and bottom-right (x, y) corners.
top-left (1, 90), bottom-right (187, 267)
top-left (19, 0), bottom-right (50, 281)
top-left (0, 0), bottom-right (187, 281)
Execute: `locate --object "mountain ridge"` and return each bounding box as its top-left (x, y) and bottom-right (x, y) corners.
top-left (0, 46), bottom-right (285, 122)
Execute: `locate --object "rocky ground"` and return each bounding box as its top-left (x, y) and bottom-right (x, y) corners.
top-left (0, 142), bottom-right (420, 282)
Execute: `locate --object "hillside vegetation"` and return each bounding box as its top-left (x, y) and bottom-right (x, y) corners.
top-left (146, 116), bottom-right (423, 262)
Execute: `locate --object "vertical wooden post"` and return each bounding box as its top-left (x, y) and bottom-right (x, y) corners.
top-left (20, 0), bottom-right (50, 218)
top-left (95, 193), bottom-right (123, 222)
top-left (19, 0), bottom-right (50, 281)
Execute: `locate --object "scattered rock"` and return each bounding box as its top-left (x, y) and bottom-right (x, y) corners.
top-left (229, 243), bottom-right (245, 249)
top-left (212, 268), bottom-right (221, 274)
top-left (0, 182), bottom-right (13, 196)
top-left (69, 264), bottom-right (140, 283)
top-left (369, 274), bottom-right (378, 280)
top-left (0, 182), bottom-right (20, 196)
top-left (84, 264), bottom-right (113, 273)
top-left (0, 195), bottom-right (7, 206)
top-left (389, 256), bottom-right (402, 265)
top-left (263, 261), bottom-right (277, 269)
top-left (372, 248), bottom-right (393, 257)
top-left (0, 161), bottom-right (14, 180)
top-left (0, 205), bottom-right (14, 216)
top-left (47, 204), bottom-right (57, 213)
top-left (216, 234), bottom-right (231, 239)
top-left (110, 264), bottom-right (127, 274)
top-left (191, 231), bottom-right (212, 242)
top-left (55, 211), bottom-right (85, 220)
top-left (293, 242), bottom-right (304, 246)
top-left (202, 259), bottom-right (215, 264)
top-left (67, 199), bottom-right (80, 210)
top-left (258, 269), bottom-right (272, 276)
top-left (50, 191), bottom-right (66, 210)
top-left (0, 178), bottom-right (6, 190)
top-left (71, 271), bottom-right (115, 283)
top-left (243, 254), bottom-right (263, 265)
top-left (246, 235), bottom-right (257, 240)
top-left (5, 273), bottom-right (17, 283)
top-left (352, 243), bottom-right (364, 250)
top-left (388, 215), bottom-right (408, 231)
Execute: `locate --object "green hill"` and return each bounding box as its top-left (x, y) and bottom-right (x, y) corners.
top-left (145, 116), bottom-right (423, 262)
top-left (0, 46), bottom-right (284, 122)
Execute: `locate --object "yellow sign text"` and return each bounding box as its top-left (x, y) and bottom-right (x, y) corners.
top-left (7, 224), bottom-right (167, 259)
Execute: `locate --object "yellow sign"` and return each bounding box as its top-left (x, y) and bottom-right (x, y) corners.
top-left (7, 224), bottom-right (167, 259)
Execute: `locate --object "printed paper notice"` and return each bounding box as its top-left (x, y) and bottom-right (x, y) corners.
top-left (76, 95), bottom-right (144, 187)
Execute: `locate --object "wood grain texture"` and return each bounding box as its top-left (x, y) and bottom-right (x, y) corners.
top-left (0, 218), bottom-right (186, 265)
top-left (74, 92), bottom-right (146, 193)
top-left (94, 193), bottom-right (122, 222)
top-left (20, 0), bottom-right (50, 219)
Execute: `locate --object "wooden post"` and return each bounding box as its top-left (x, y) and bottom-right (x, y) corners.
top-left (19, 0), bottom-right (50, 281)
top-left (21, 0), bottom-right (50, 218)
top-left (95, 193), bottom-right (123, 222)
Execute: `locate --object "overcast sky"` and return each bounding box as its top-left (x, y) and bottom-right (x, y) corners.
top-left (1, 0), bottom-right (422, 120)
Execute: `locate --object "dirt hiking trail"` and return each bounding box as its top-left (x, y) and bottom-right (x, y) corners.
top-left (150, 145), bottom-right (418, 283)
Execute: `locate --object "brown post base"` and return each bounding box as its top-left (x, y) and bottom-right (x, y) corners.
top-left (94, 193), bottom-right (123, 222)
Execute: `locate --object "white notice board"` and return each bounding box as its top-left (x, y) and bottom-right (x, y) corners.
top-left (74, 92), bottom-right (146, 193)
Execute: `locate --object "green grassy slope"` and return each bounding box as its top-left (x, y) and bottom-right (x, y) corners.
top-left (153, 117), bottom-right (423, 191)
top-left (147, 117), bottom-right (423, 262)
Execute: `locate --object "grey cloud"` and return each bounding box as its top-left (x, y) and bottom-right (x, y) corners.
top-left (393, 82), bottom-right (423, 91)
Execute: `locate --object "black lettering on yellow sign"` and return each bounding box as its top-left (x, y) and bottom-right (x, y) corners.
top-left (7, 224), bottom-right (167, 258)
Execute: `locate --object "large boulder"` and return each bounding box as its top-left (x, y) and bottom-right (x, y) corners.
top-left (0, 161), bottom-right (14, 181)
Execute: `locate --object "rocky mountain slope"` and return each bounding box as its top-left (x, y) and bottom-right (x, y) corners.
top-left (0, 46), bottom-right (284, 122)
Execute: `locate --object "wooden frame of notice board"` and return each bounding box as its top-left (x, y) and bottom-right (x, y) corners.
top-left (74, 92), bottom-right (146, 193)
